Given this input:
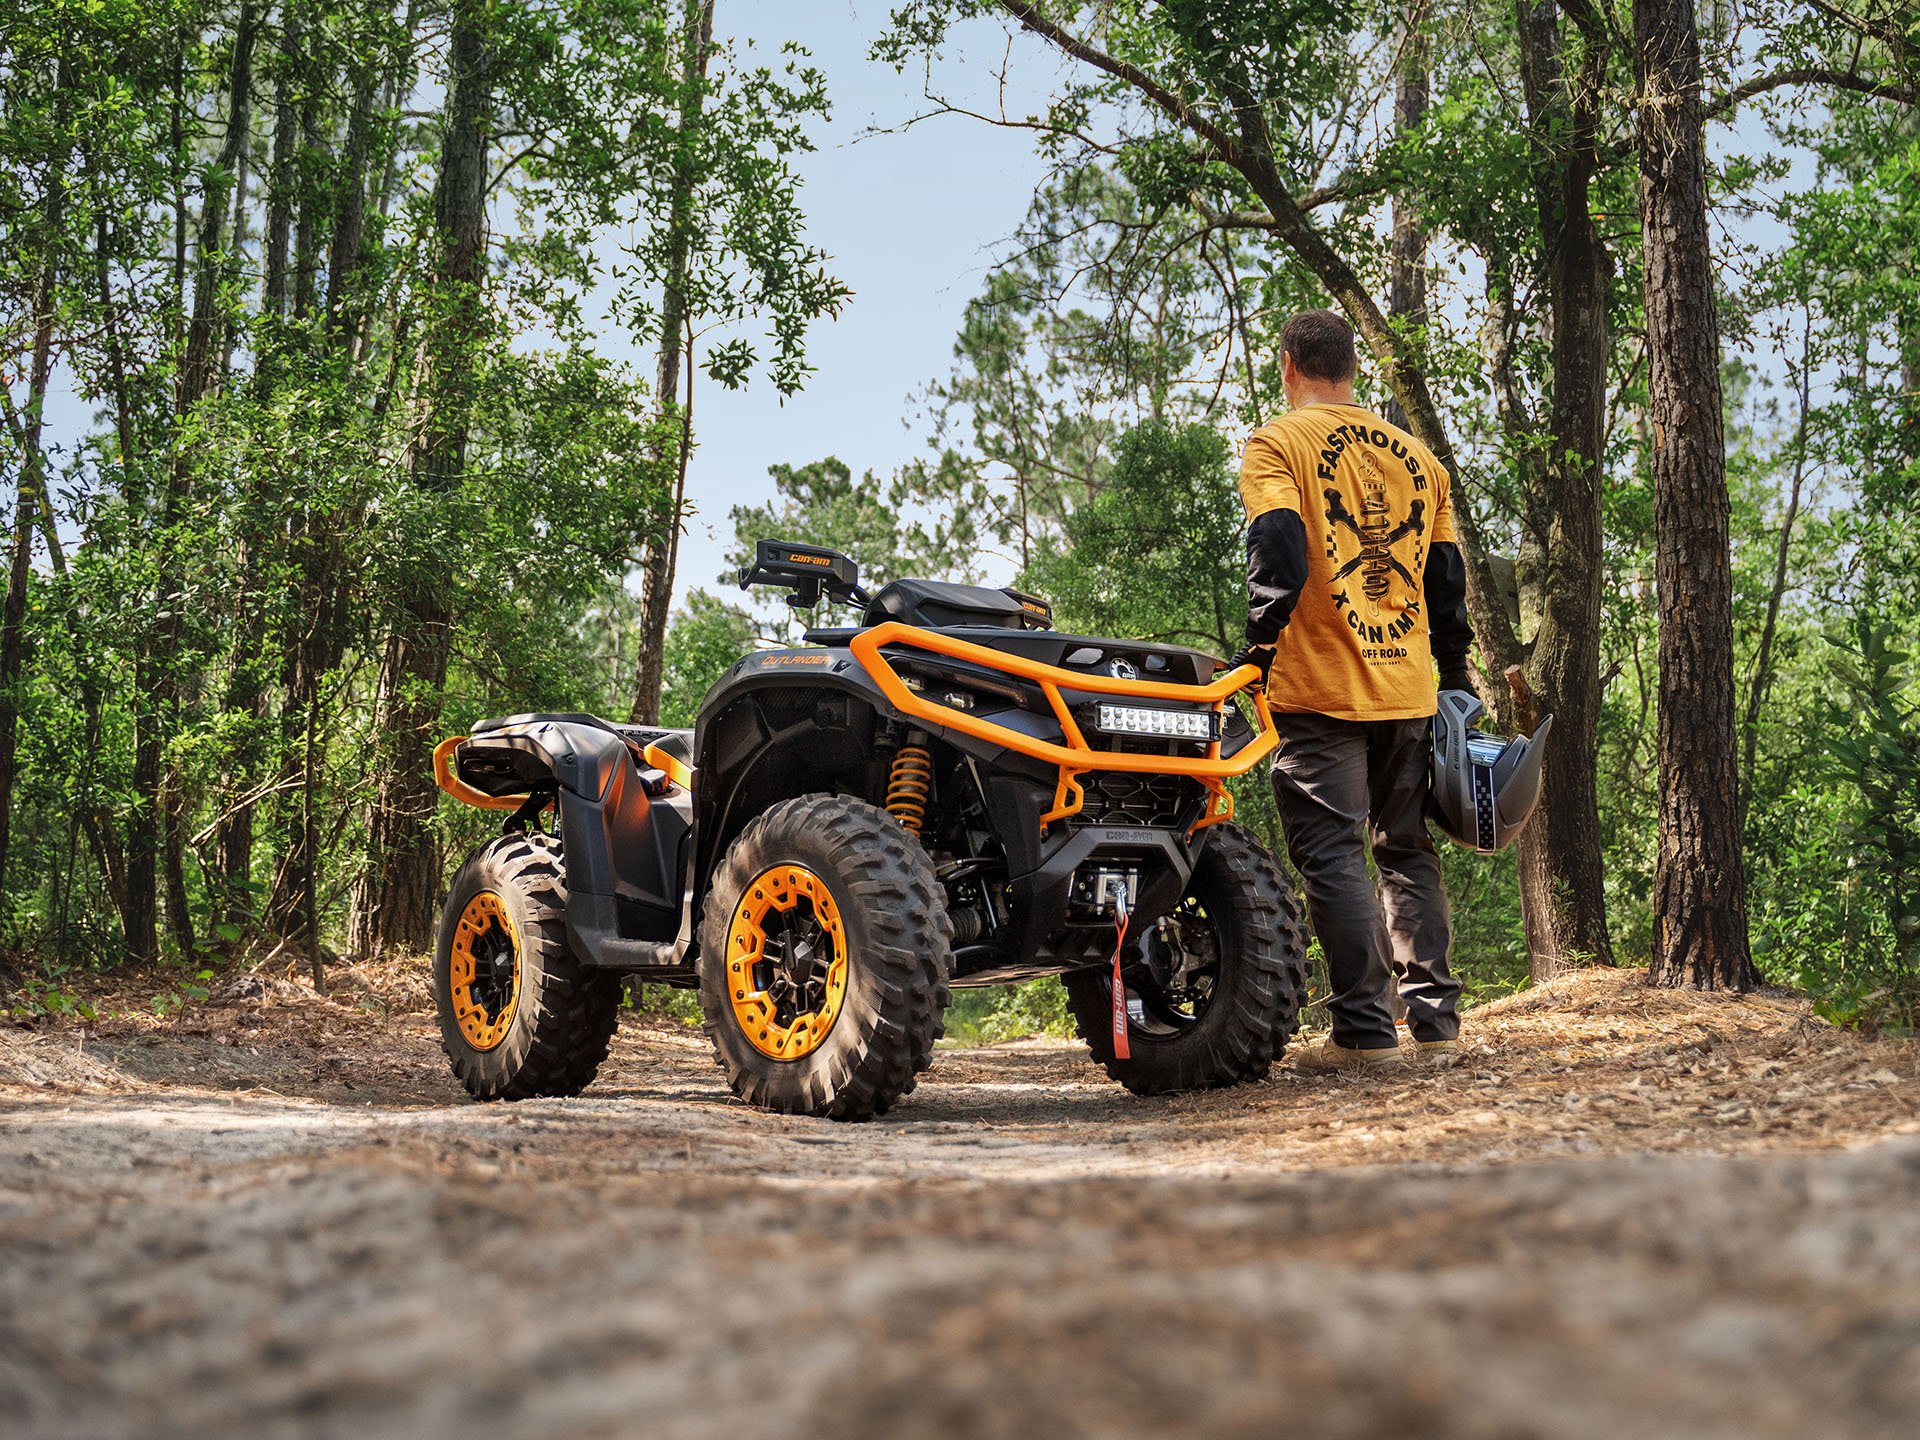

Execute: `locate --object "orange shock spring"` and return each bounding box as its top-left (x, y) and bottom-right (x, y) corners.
top-left (886, 744), bottom-right (934, 835)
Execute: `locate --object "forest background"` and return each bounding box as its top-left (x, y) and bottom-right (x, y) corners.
top-left (3, 0), bottom-right (1916, 1034)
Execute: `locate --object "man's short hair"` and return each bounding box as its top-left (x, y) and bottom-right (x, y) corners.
top-left (1280, 310), bottom-right (1358, 383)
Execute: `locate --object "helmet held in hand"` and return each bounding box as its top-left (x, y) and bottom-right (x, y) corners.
top-left (1428, 690), bottom-right (1551, 853)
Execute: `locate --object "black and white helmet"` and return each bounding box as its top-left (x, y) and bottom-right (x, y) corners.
top-left (1429, 690), bottom-right (1552, 854)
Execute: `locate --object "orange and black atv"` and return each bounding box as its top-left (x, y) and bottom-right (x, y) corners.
top-left (429, 540), bottom-right (1307, 1120)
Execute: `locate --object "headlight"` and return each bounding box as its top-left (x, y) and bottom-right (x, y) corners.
top-left (1095, 704), bottom-right (1218, 741)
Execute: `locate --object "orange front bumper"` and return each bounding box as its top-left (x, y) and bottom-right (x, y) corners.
top-left (847, 622), bottom-right (1275, 830)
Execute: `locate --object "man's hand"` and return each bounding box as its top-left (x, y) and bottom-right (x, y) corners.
top-left (1438, 660), bottom-right (1480, 706)
top-left (1228, 643), bottom-right (1275, 689)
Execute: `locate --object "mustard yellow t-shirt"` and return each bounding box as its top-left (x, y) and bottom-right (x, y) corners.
top-left (1238, 403), bottom-right (1457, 722)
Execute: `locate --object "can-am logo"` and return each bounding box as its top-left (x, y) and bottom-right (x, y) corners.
top-left (1108, 658), bottom-right (1139, 681)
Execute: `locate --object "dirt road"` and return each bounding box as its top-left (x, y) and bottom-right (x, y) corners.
top-left (3, 968), bottom-right (1918, 1439)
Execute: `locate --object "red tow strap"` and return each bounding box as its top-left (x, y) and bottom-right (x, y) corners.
top-left (1109, 895), bottom-right (1131, 1061)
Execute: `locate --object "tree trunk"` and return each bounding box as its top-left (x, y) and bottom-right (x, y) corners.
top-left (629, 0), bottom-right (716, 725)
top-left (350, 1), bottom-right (494, 956)
top-left (257, 3), bottom-right (301, 352)
top-left (124, 34), bottom-right (195, 964)
top-left (180, 0), bottom-right (258, 406)
top-left (266, 537), bottom-right (349, 940)
top-left (1636, 0), bottom-right (1757, 990)
top-left (14, 361), bottom-right (133, 929)
top-left (1380, 5), bottom-right (1427, 435)
top-left (151, 1), bottom-right (259, 958)
top-left (1510, 0), bottom-right (1616, 975)
top-left (194, 2), bottom-right (270, 933)
top-left (290, 39), bottom-right (324, 322)
top-left (326, 53), bottom-right (380, 341)
top-left (0, 64), bottom-right (68, 895)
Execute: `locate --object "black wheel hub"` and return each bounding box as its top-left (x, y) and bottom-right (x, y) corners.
top-left (1128, 901), bottom-right (1220, 1033)
top-left (750, 903), bottom-right (835, 1026)
top-left (469, 915), bottom-right (516, 1022)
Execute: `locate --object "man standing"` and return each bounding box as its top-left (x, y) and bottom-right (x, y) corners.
top-left (1228, 310), bottom-right (1475, 1072)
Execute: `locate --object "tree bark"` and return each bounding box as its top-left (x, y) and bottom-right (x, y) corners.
top-left (1381, 4), bottom-right (1428, 435)
top-left (629, 0), bottom-right (716, 725)
top-left (258, 4), bottom-right (302, 346)
top-left (326, 51), bottom-right (380, 341)
top-left (180, 0), bottom-right (259, 407)
top-left (1, 348), bottom-right (131, 928)
top-left (1508, 0), bottom-right (1616, 975)
top-left (149, 1), bottom-right (260, 958)
top-left (0, 60), bottom-right (70, 896)
top-left (350, 1), bottom-right (494, 956)
top-left (1636, 0), bottom-right (1757, 990)
top-left (290, 35), bottom-right (324, 323)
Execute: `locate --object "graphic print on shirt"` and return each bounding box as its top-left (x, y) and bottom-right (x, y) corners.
top-left (1317, 425), bottom-right (1431, 667)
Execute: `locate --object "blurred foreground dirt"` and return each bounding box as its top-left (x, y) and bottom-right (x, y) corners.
top-left (3, 966), bottom-right (1918, 1439)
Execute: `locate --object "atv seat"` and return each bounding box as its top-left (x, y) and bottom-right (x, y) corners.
top-left (863, 578), bottom-right (1028, 631)
top-left (469, 713), bottom-right (694, 789)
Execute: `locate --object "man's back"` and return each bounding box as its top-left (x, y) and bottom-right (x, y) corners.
top-left (1239, 402), bottom-right (1457, 722)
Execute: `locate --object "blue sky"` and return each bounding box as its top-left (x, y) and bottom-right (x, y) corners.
top-left (662, 1), bottom-right (1055, 603)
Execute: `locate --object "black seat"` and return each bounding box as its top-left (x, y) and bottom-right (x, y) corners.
top-left (863, 578), bottom-right (1028, 631)
top-left (471, 712), bottom-right (693, 765)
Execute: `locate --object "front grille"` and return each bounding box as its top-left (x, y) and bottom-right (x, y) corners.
top-left (1076, 771), bottom-right (1204, 828)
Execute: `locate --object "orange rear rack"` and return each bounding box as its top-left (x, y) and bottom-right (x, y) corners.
top-left (432, 735), bottom-right (525, 811)
top-left (847, 622), bottom-right (1275, 829)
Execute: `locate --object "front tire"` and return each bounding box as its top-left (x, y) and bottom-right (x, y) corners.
top-left (697, 795), bottom-right (951, 1121)
top-left (1065, 822), bottom-right (1306, 1095)
top-left (432, 833), bottom-right (621, 1101)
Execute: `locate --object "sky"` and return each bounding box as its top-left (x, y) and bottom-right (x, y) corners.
top-left (654, 1), bottom-right (1056, 605)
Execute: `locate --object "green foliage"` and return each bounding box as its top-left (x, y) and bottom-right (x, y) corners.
top-left (659, 589), bottom-right (756, 727)
top-left (721, 454), bottom-right (981, 631)
top-left (1791, 616), bottom-right (1920, 1029)
top-left (943, 978), bottom-right (1074, 1044)
top-left (626, 982), bottom-right (705, 1026)
top-left (0, 0), bottom-right (842, 970)
top-left (1029, 420), bottom-right (1244, 656)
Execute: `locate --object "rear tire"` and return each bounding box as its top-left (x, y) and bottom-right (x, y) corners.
top-left (432, 833), bottom-right (621, 1101)
top-left (1064, 822), bottom-right (1306, 1095)
top-left (697, 795), bottom-right (951, 1121)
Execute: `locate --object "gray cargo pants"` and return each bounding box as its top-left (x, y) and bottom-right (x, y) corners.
top-left (1270, 711), bottom-right (1462, 1051)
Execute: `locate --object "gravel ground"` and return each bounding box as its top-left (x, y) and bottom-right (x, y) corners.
top-left (3, 966), bottom-right (1918, 1439)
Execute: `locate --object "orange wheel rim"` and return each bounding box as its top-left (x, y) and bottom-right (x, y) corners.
top-left (726, 864), bottom-right (849, 1061)
top-left (449, 891), bottom-right (520, 1051)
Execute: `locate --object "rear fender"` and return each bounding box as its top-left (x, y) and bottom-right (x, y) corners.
top-left (446, 718), bottom-right (688, 951)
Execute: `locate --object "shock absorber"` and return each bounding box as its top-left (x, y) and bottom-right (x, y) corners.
top-left (886, 740), bottom-right (934, 836)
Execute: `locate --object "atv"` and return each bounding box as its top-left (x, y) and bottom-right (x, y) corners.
top-left (429, 540), bottom-right (1308, 1120)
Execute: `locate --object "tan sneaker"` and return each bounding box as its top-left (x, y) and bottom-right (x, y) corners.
top-left (1290, 1038), bottom-right (1408, 1075)
top-left (1415, 1038), bottom-right (1462, 1067)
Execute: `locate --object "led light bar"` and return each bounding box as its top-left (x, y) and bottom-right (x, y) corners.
top-left (1095, 704), bottom-right (1218, 741)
